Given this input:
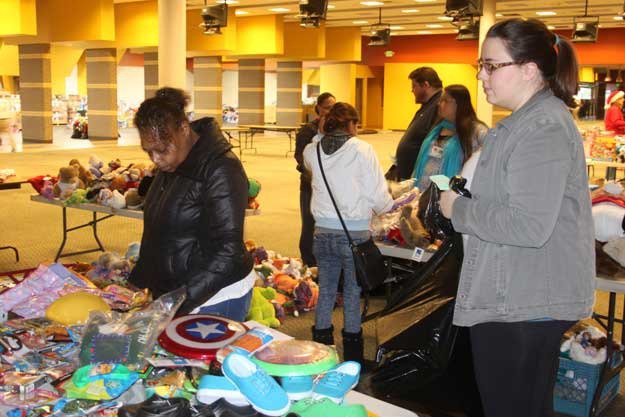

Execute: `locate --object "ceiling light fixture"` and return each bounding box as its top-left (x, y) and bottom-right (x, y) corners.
top-left (616, 69), bottom-right (623, 83)
top-left (426, 23), bottom-right (443, 28)
top-left (269, 7), bottom-right (290, 12)
top-left (536, 11), bottom-right (557, 16)
top-left (605, 70), bottom-right (613, 82)
top-left (402, 9), bottom-right (419, 13)
top-left (353, 20), bottom-right (369, 24)
top-left (235, 9), bottom-right (248, 15)
top-left (438, 16), bottom-right (454, 20)
top-left (327, 4), bottom-right (335, 9)
top-left (414, 0), bottom-right (436, 3)
top-left (417, 30), bottom-right (433, 34)
top-left (368, 8), bottom-right (391, 46)
top-left (445, 0), bottom-right (483, 19)
top-left (390, 25), bottom-right (404, 29)
top-left (360, 1), bottom-right (384, 5)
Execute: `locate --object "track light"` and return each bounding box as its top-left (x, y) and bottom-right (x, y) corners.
top-left (200, 2), bottom-right (228, 35)
top-left (571, 0), bottom-right (599, 42)
top-left (367, 8), bottom-right (391, 46)
top-left (299, 0), bottom-right (328, 28)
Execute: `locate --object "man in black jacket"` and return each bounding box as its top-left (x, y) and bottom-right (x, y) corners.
top-left (294, 92), bottom-right (335, 266)
top-left (130, 88), bottom-right (254, 318)
top-left (387, 67), bottom-right (443, 181)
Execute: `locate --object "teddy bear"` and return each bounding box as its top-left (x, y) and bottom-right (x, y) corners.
top-left (246, 287), bottom-right (281, 328)
top-left (399, 205), bottom-right (430, 248)
top-left (293, 278), bottom-right (319, 315)
top-left (87, 252), bottom-right (132, 287)
top-left (69, 158), bottom-right (94, 187)
top-left (64, 189), bottom-right (88, 206)
top-left (53, 166), bottom-right (85, 200)
top-left (97, 188), bottom-right (126, 209)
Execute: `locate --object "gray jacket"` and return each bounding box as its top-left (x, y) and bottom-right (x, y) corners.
top-left (451, 89), bottom-right (595, 326)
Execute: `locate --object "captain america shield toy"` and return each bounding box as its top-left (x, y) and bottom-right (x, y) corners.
top-left (158, 314), bottom-right (247, 361)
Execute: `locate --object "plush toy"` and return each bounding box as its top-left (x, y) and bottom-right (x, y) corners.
top-left (110, 174), bottom-right (129, 193)
top-left (87, 252), bottom-right (132, 287)
top-left (64, 189), bottom-right (88, 206)
top-left (246, 287), bottom-right (280, 328)
top-left (293, 278), bottom-right (319, 315)
top-left (124, 188), bottom-right (143, 210)
top-left (69, 158), bottom-right (94, 187)
top-left (399, 205), bottom-right (430, 248)
top-left (54, 166), bottom-right (85, 200)
top-left (40, 179), bottom-right (55, 200)
top-left (273, 273), bottom-right (299, 295)
top-left (125, 242), bottom-right (141, 264)
top-left (248, 178), bottom-right (261, 210)
top-left (98, 188), bottom-right (126, 209)
top-left (282, 258), bottom-right (304, 280)
top-left (89, 156), bottom-right (105, 178)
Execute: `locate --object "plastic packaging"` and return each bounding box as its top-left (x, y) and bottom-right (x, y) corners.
top-left (78, 288), bottom-right (185, 370)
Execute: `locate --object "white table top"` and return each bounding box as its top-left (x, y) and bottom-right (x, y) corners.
top-left (595, 275), bottom-right (625, 294)
top-left (31, 194), bottom-right (261, 218)
top-left (376, 241), bottom-right (433, 263)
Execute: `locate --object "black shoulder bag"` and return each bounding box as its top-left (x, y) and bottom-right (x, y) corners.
top-left (316, 141), bottom-right (387, 319)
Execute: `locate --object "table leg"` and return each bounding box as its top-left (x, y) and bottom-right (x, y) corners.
top-left (285, 131), bottom-right (295, 157)
top-left (54, 207), bottom-right (69, 262)
top-left (606, 167), bottom-right (617, 180)
top-left (91, 211), bottom-right (106, 253)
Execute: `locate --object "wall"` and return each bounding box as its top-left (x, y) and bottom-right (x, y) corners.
top-left (320, 63), bottom-right (356, 104)
top-left (383, 62), bottom-right (478, 130)
top-left (117, 65), bottom-right (145, 109)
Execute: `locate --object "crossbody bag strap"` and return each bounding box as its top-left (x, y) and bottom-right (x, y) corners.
top-left (316, 141), bottom-right (355, 247)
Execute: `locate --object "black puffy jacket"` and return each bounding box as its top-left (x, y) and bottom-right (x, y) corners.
top-left (129, 117), bottom-right (253, 314)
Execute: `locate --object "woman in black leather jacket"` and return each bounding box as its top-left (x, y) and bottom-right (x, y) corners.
top-left (129, 87), bottom-right (254, 319)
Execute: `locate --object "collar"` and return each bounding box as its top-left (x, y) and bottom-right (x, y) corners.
top-left (421, 90), bottom-right (442, 109)
top-left (497, 88), bottom-right (552, 131)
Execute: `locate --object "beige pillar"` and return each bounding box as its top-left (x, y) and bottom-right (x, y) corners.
top-left (276, 61), bottom-right (303, 126)
top-left (476, 0), bottom-right (495, 126)
top-left (86, 48), bottom-right (117, 140)
top-left (144, 51), bottom-right (158, 98)
top-left (193, 56), bottom-right (222, 121)
top-left (18, 44), bottom-right (52, 142)
top-left (238, 59), bottom-right (265, 125)
top-left (158, 0), bottom-right (186, 89)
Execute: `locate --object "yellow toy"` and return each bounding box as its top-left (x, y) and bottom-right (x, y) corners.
top-left (246, 287), bottom-right (280, 328)
top-left (46, 291), bottom-right (110, 325)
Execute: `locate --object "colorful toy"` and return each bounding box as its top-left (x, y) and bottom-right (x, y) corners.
top-left (246, 287), bottom-right (281, 328)
top-left (53, 166), bottom-right (85, 200)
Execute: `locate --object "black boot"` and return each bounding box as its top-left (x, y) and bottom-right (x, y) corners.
top-left (342, 328), bottom-right (364, 366)
top-left (312, 325), bottom-right (334, 345)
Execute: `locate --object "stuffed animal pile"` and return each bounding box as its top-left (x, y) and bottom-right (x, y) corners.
top-left (245, 240), bottom-right (320, 326)
top-left (32, 155), bottom-right (157, 209)
top-left (560, 325), bottom-right (624, 365)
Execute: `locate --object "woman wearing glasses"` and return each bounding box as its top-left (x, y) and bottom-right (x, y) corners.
top-left (440, 19), bottom-right (594, 416)
top-left (412, 84), bottom-right (487, 191)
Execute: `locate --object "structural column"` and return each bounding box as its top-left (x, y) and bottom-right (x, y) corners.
top-left (193, 56), bottom-right (222, 121)
top-left (144, 51), bottom-right (158, 98)
top-left (18, 44), bottom-right (52, 142)
top-left (158, 0), bottom-right (186, 89)
top-left (276, 61), bottom-right (303, 126)
top-left (86, 48), bottom-right (117, 140)
top-left (476, 0), bottom-right (495, 126)
top-left (238, 59), bottom-right (265, 125)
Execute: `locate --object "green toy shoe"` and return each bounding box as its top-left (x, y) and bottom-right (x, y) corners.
top-left (284, 398), bottom-right (368, 417)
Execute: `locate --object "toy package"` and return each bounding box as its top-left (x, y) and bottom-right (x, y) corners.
top-left (78, 288), bottom-right (185, 370)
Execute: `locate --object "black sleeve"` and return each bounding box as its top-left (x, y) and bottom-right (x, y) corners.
top-left (295, 122), bottom-right (317, 172)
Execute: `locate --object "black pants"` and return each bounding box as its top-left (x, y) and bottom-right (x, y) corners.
top-left (299, 180), bottom-right (316, 266)
top-left (470, 320), bottom-right (574, 417)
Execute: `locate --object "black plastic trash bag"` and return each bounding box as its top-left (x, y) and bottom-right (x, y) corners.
top-left (417, 181), bottom-right (455, 242)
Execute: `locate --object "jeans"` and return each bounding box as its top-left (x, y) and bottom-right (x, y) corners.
top-left (313, 230), bottom-right (367, 334)
top-left (196, 289), bottom-right (253, 322)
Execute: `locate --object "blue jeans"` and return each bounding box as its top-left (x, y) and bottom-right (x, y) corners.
top-left (196, 289), bottom-right (253, 322)
top-left (313, 230), bottom-right (366, 334)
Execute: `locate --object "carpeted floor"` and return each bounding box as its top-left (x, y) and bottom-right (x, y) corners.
top-left (0, 124), bottom-right (623, 416)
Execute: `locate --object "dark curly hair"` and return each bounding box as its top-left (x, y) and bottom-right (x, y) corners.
top-left (323, 102), bottom-right (359, 134)
top-left (134, 87), bottom-right (190, 143)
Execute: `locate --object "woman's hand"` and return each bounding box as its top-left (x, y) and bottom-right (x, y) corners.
top-left (440, 190), bottom-right (459, 219)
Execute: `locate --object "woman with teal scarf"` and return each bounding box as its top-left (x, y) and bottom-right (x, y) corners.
top-left (413, 84), bottom-right (487, 191)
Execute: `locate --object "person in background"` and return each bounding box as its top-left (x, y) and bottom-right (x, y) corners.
top-left (294, 92), bottom-right (336, 267)
top-left (304, 103), bottom-right (393, 365)
top-left (387, 67), bottom-right (443, 181)
top-left (412, 84), bottom-right (487, 191)
top-left (604, 90), bottom-right (625, 134)
top-left (440, 19), bottom-right (595, 417)
top-left (130, 87), bottom-right (255, 320)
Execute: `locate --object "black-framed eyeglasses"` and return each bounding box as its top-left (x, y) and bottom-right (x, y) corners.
top-left (477, 59), bottom-right (518, 75)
